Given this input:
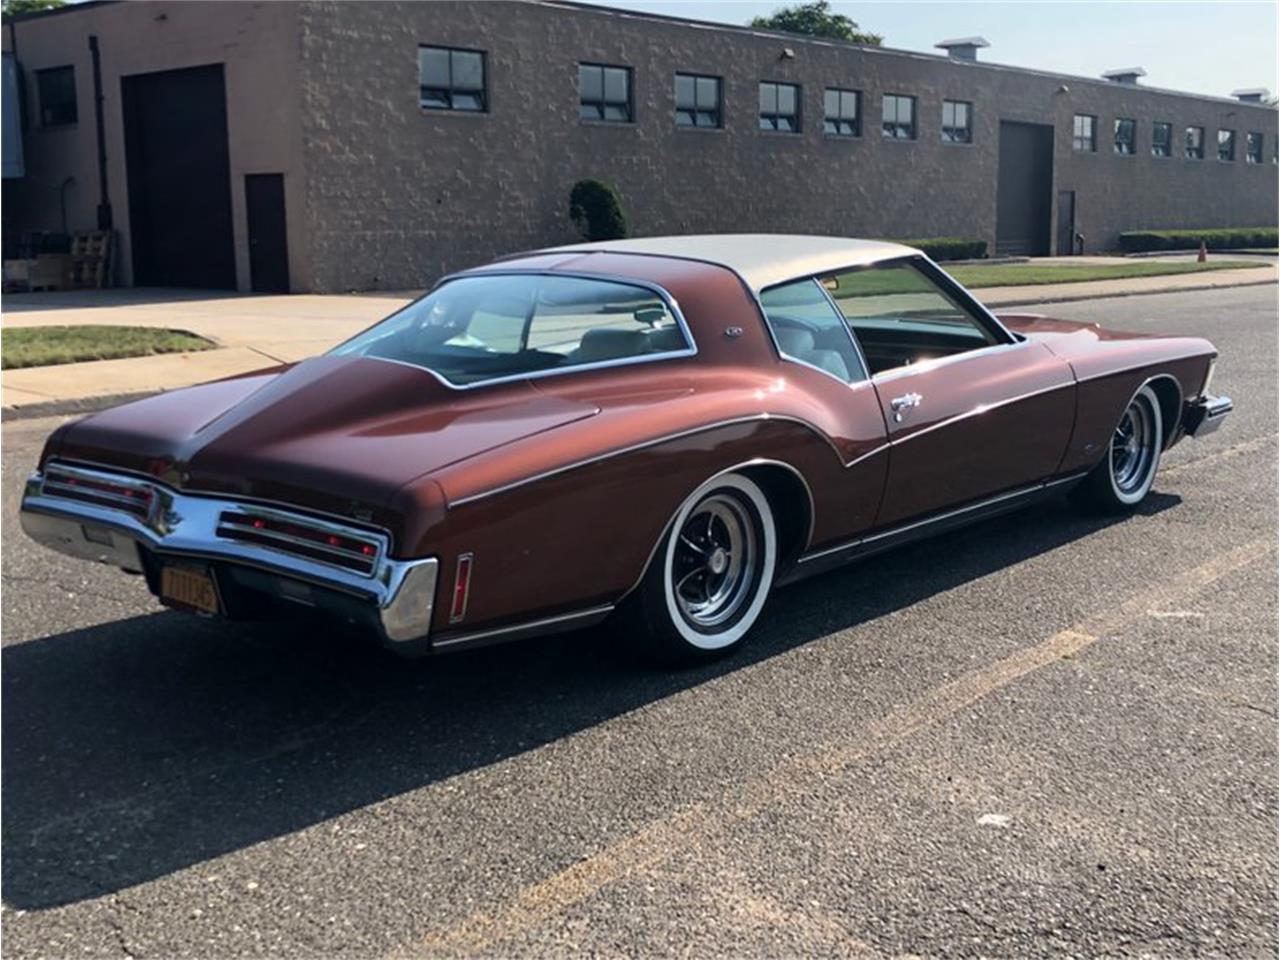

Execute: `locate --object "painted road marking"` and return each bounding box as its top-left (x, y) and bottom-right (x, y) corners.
top-left (393, 539), bottom-right (1272, 958)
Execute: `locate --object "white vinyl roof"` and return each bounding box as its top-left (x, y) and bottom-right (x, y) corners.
top-left (539, 234), bottom-right (920, 291)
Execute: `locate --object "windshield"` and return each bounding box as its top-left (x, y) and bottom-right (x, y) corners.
top-left (330, 274), bottom-right (692, 386)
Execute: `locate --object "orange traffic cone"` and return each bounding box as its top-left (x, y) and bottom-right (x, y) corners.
top-left (1197, 240), bottom-right (1207, 262)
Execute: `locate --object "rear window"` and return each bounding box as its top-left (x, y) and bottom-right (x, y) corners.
top-left (331, 274), bottom-right (692, 386)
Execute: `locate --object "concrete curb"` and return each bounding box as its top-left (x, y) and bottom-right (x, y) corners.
top-left (1, 390), bottom-right (161, 423)
top-left (988, 277), bottom-right (1277, 309)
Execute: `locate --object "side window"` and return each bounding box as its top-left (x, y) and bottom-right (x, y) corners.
top-left (758, 278), bottom-right (866, 383)
top-left (819, 261), bottom-right (999, 376)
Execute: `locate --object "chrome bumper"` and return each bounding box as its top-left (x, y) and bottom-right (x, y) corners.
top-left (1184, 394), bottom-right (1233, 437)
top-left (19, 465), bottom-right (438, 644)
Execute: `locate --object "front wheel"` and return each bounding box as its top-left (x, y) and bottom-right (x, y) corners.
top-left (632, 472), bottom-right (777, 664)
top-left (1074, 384), bottom-right (1164, 513)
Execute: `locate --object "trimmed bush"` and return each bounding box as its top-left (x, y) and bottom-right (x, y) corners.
top-left (896, 236), bottom-right (988, 261)
top-left (569, 179), bottom-right (629, 241)
top-left (1118, 227), bottom-right (1278, 253)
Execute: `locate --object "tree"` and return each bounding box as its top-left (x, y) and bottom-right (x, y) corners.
top-left (569, 179), bottom-right (628, 241)
top-left (749, 1), bottom-right (881, 45)
top-left (2, 0), bottom-right (66, 17)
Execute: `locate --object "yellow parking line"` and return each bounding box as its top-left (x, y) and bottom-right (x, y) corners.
top-left (392, 539), bottom-right (1272, 959)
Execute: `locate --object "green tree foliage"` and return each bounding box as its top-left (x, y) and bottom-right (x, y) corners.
top-left (749, 1), bottom-right (881, 44)
top-left (2, 0), bottom-right (66, 17)
top-left (569, 179), bottom-right (629, 241)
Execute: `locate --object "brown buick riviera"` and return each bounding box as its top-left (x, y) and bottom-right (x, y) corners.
top-left (20, 236), bottom-right (1231, 661)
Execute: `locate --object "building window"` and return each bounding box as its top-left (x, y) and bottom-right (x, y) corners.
top-left (823, 88), bottom-right (860, 137)
top-left (1113, 117), bottom-right (1136, 155)
top-left (1185, 125), bottom-right (1204, 159)
top-left (579, 64), bottom-right (632, 123)
top-left (1072, 114), bottom-right (1096, 152)
top-left (881, 94), bottom-right (915, 140)
top-left (1245, 131), bottom-right (1263, 164)
top-left (1151, 122), bottom-right (1172, 157)
top-left (941, 100), bottom-right (972, 143)
top-left (419, 46), bottom-right (486, 112)
top-left (36, 65), bottom-right (76, 127)
top-left (675, 72), bottom-right (721, 128)
top-left (1217, 128), bottom-right (1235, 161)
top-left (759, 81), bottom-right (800, 132)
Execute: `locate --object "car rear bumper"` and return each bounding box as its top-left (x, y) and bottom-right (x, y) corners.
top-left (1183, 394), bottom-right (1233, 437)
top-left (19, 463), bottom-right (439, 647)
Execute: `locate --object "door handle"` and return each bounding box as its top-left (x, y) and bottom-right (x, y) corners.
top-left (890, 392), bottom-right (923, 422)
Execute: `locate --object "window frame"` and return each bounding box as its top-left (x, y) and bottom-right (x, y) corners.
top-left (35, 64), bottom-right (77, 128)
top-left (1151, 121), bottom-right (1173, 158)
top-left (756, 255), bottom-right (1017, 384)
top-left (940, 99), bottom-right (973, 144)
top-left (823, 87), bottom-right (861, 138)
top-left (756, 277), bottom-right (870, 384)
top-left (1113, 117), bottom-right (1136, 155)
top-left (418, 45), bottom-right (488, 114)
top-left (881, 93), bottom-right (917, 141)
top-left (578, 62), bottom-right (634, 124)
top-left (329, 270), bottom-right (698, 390)
top-left (1245, 131), bottom-right (1264, 164)
top-left (674, 71), bottom-right (723, 130)
top-left (1072, 114), bottom-right (1097, 153)
top-left (1217, 128), bottom-right (1236, 162)
top-left (758, 80), bottom-right (801, 133)
top-left (1185, 125), bottom-right (1205, 160)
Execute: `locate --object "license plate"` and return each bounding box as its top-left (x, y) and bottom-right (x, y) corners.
top-left (160, 565), bottom-right (221, 615)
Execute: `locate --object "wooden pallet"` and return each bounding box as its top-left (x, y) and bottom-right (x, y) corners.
top-left (70, 231), bottom-right (112, 288)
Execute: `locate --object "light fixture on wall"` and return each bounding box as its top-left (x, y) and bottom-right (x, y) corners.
top-left (779, 47), bottom-right (795, 60)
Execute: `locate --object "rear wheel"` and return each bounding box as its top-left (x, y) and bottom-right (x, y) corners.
top-left (1074, 384), bottom-right (1164, 513)
top-left (633, 472), bottom-right (776, 664)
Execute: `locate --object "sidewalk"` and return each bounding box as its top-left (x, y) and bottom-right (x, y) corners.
top-left (2, 263), bottom-right (1275, 413)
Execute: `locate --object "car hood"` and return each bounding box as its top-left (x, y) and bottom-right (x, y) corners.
top-left (996, 313), bottom-right (1154, 343)
top-left (46, 356), bottom-right (599, 529)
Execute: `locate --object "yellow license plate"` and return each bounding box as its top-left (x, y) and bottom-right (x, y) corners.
top-left (160, 565), bottom-right (221, 615)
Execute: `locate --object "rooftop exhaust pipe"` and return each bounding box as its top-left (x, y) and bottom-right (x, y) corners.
top-left (934, 36), bottom-right (989, 62)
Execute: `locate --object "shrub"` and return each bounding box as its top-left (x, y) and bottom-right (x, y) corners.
top-left (896, 237), bottom-right (988, 261)
top-left (1117, 227), bottom-right (1278, 253)
top-left (569, 179), bottom-right (629, 241)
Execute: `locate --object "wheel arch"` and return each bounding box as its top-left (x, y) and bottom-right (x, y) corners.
top-left (1142, 373), bottom-right (1183, 449)
top-left (619, 457), bottom-right (815, 607)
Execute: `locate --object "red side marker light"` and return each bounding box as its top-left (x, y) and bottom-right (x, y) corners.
top-left (450, 554), bottom-right (473, 623)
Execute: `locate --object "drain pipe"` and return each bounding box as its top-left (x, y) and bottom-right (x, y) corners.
top-left (88, 34), bottom-right (111, 229)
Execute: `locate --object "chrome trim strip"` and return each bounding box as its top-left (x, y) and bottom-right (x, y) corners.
top-left (797, 473), bottom-right (1086, 565)
top-left (431, 603), bottom-right (615, 651)
top-left (871, 338), bottom-right (1034, 386)
top-left (20, 464), bottom-right (439, 642)
top-left (329, 270), bottom-right (699, 393)
top-left (886, 377), bottom-right (1075, 448)
top-left (448, 414), bottom-right (858, 508)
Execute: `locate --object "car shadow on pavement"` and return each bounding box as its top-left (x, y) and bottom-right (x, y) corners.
top-left (1, 492), bottom-right (1181, 910)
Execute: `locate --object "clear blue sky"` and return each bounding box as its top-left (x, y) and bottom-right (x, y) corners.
top-left (592, 1), bottom-right (1278, 99)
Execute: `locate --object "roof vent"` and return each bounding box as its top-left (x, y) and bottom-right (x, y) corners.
top-left (934, 36), bottom-right (989, 62)
top-left (1231, 87), bottom-right (1269, 103)
top-left (1102, 67), bottom-right (1146, 85)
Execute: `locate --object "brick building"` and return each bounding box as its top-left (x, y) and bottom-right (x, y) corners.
top-left (2, 0), bottom-right (1276, 293)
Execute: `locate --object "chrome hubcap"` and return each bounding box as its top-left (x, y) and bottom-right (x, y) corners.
top-left (672, 494), bottom-right (757, 629)
top-left (1112, 401), bottom-right (1155, 494)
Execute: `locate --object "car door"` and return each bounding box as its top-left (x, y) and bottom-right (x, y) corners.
top-left (820, 259), bottom-right (1075, 529)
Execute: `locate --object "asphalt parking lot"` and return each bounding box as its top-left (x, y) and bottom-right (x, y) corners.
top-left (2, 284), bottom-right (1276, 959)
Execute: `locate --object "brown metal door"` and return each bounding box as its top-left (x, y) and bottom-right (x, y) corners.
top-left (871, 341), bottom-right (1075, 528)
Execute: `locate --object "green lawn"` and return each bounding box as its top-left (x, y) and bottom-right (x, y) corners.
top-left (951, 259), bottom-right (1261, 289)
top-left (1, 325), bottom-right (215, 370)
